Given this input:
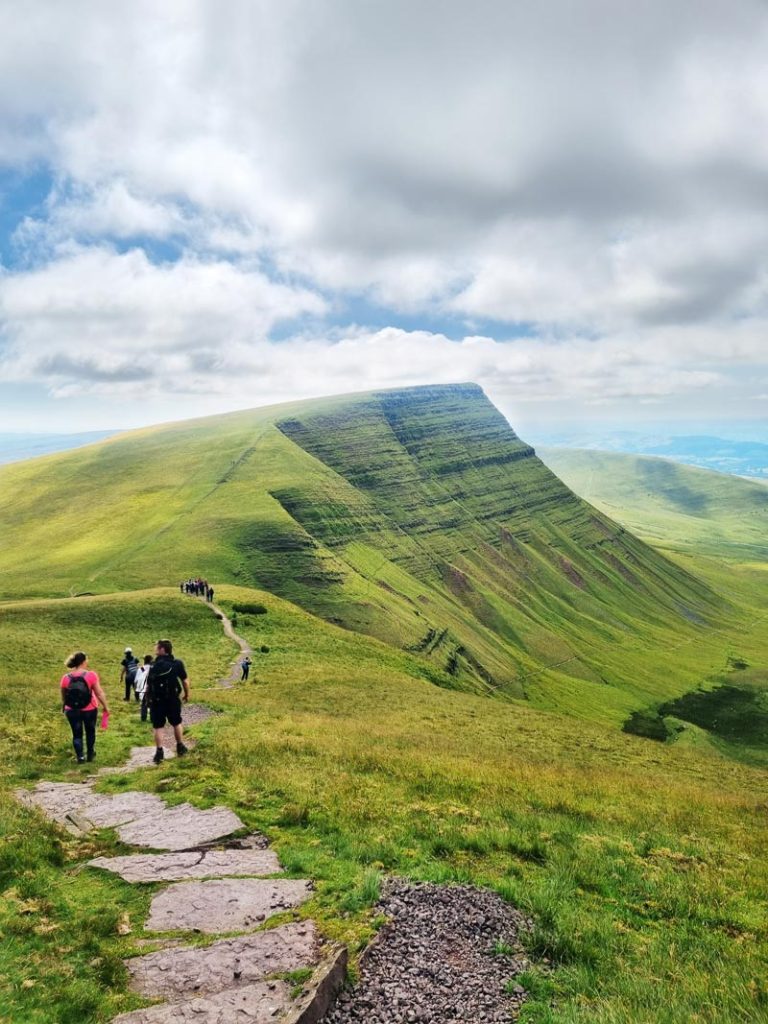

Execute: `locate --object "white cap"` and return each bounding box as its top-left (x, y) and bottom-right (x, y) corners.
top-left (124, 646), bottom-right (132, 652)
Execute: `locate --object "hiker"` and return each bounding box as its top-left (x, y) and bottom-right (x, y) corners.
top-left (120, 647), bottom-right (140, 702)
top-left (145, 638), bottom-right (189, 764)
top-left (207, 586), bottom-right (215, 603)
top-left (134, 654), bottom-right (153, 722)
top-left (61, 652), bottom-right (111, 764)
top-left (240, 655), bottom-right (252, 681)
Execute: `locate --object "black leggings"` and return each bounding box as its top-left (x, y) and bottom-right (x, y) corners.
top-left (66, 708), bottom-right (98, 759)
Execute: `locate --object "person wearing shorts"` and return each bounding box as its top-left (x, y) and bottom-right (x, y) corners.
top-left (145, 639), bottom-right (190, 764)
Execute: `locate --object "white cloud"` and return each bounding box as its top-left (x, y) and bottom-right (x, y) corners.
top-left (0, 1), bottom-right (768, 424)
top-left (0, 245), bottom-right (326, 389)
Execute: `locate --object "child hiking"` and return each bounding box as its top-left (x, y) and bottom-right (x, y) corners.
top-left (145, 639), bottom-right (189, 764)
top-left (60, 652), bottom-right (111, 764)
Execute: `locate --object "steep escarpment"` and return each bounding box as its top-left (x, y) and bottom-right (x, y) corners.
top-left (275, 385), bottom-right (719, 690)
top-left (0, 383), bottom-right (725, 717)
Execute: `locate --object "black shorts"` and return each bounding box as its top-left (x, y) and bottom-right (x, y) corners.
top-left (150, 698), bottom-right (183, 729)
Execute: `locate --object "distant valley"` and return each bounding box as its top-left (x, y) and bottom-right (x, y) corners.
top-left (0, 430), bottom-right (116, 464)
top-left (531, 428), bottom-right (768, 479)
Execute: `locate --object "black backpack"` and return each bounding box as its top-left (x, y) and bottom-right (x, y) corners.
top-left (149, 660), bottom-right (181, 702)
top-left (65, 674), bottom-right (91, 710)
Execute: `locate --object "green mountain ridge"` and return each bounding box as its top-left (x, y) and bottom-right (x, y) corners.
top-left (0, 383), bottom-right (733, 721)
top-left (2, 385), bottom-right (768, 1024)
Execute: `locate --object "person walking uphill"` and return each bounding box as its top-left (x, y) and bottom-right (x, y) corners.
top-left (146, 639), bottom-right (189, 764)
top-left (121, 647), bottom-right (140, 702)
top-left (61, 652), bottom-right (111, 764)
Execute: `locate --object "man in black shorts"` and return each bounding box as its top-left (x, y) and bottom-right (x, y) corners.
top-left (146, 638), bottom-right (190, 764)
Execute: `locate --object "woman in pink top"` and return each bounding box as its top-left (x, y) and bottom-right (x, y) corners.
top-left (60, 651), bottom-right (111, 764)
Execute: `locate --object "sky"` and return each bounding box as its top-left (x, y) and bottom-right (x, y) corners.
top-left (1, 0), bottom-right (767, 436)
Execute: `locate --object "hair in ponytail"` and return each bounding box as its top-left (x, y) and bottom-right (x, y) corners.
top-left (65, 651), bottom-right (87, 669)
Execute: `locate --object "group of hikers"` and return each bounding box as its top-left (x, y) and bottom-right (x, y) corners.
top-left (61, 639), bottom-right (190, 765)
top-left (181, 577), bottom-right (214, 602)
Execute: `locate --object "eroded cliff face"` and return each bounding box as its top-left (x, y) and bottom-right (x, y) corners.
top-left (274, 384), bottom-right (719, 696)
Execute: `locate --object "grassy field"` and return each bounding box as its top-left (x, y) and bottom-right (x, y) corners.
top-left (0, 586), bottom-right (766, 1023)
top-left (1, 386), bottom-right (767, 1023)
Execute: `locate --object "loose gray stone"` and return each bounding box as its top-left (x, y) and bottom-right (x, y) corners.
top-left (146, 878), bottom-right (312, 933)
top-left (117, 804), bottom-right (245, 851)
top-left (323, 881), bottom-right (532, 1024)
top-left (89, 847), bottom-right (281, 883)
top-left (111, 980), bottom-right (292, 1022)
top-left (127, 921), bottom-right (319, 998)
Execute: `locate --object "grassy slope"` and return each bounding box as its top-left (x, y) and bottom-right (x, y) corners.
top-left (0, 384), bottom-right (741, 724)
top-left (538, 447), bottom-right (768, 562)
top-left (2, 387), bottom-right (768, 1022)
top-left (0, 586), bottom-right (767, 1024)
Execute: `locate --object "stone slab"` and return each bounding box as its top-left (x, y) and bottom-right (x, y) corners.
top-left (16, 782), bottom-right (96, 824)
top-left (146, 878), bottom-right (312, 933)
top-left (281, 944), bottom-right (348, 1024)
top-left (98, 747), bottom-right (177, 776)
top-left (89, 848), bottom-right (281, 883)
top-left (16, 783), bottom-right (164, 830)
top-left (111, 980), bottom-right (291, 1023)
top-left (118, 804), bottom-right (245, 851)
top-left (127, 921), bottom-right (319, 998)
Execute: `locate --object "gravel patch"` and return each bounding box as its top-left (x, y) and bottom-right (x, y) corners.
top-left (324, 881), bottom-right (532, 1024)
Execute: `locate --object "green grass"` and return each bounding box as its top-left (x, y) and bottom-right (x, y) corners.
top-left (539, 448), bottom-right (768, 562)
top-left (0, 385), bottom-right (731, 716)
top-left (2, 583), bottom-right (767, 1022)
top-left (1, 386), bottom-right (768, 1022)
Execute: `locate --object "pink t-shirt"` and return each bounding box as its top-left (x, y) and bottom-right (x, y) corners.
top-left (61, 670), bottom-right (99, 712)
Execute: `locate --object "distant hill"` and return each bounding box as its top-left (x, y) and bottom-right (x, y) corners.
top-left (0, 430), bottom-right (116, 464)
top-left (0, 383), bottom-right (729, 722)
top-left (530, 429), bottom-right (768, 479)
top-left (539, 447), bottom-right (768, 561)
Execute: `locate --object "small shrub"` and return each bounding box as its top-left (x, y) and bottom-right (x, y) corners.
top-left (233, 602), bottom-right (268, 615)
top-left (260, 645), bottom-right (270, 653)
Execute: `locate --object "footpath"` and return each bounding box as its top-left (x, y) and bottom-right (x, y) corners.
top-left (15, 603), bottom-right (346, 1024)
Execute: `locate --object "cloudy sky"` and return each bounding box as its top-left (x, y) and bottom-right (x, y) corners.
top-left (1, 0), bottom-right (767, 435)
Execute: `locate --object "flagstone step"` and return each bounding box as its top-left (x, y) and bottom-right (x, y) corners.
top-left (117, 804), bottom-right (245, 851)
top-left (16, 782), bottom-right (166, 831)
top-left (146, 878), bottom-right (313, 933)
top-left (97, 746), bottom-right (178, 776)
top-left (89, 847), bottom-right (281, 883)
top-left (126, 921), bottom-right (319, 1000)
top-left (112, 980), bottom-right (292, 1023)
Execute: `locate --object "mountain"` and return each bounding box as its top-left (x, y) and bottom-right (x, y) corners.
top-left (0, 383), bottom-right (727, 722)
top-left (538, 446), bottom-right (768, 561)
top-left (530, 429), bottom-right (768, 479)
top-left (3, 385), bottom-right (768, 1024)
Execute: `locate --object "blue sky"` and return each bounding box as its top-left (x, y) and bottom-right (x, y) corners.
top-left (1, 1), bottom-right (767, 434)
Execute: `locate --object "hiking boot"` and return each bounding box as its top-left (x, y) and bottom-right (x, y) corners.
top-left (76, 755), bottom-right (85, 764)
top-left (86, 750), bottom-right (96, 762)
top-left (153, 747), bottom-right (164, 764)
top-left (176, 742), bottom-right (188, 756)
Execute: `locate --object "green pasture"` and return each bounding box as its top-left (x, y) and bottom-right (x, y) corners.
top-left (1, 386), bottom-right (767, 1023)
top-left (0, 586), bottom-right (766, 1023)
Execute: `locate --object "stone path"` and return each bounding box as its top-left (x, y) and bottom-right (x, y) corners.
top-left (16, 613), bottom-right (346, 1023)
